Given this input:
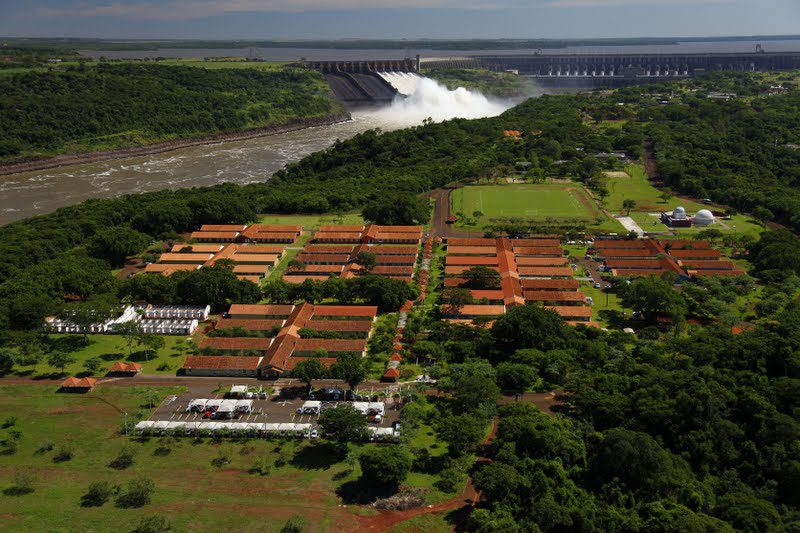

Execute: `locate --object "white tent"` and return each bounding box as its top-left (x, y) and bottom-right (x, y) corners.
top-left (230, 385), bottom-right (248, 395)
top-left (217, 400), bottom-right (237, 414)
top-left (134, 421), bottom-right (154, 431)
top-left (301, 400), bottom-right (321, 413)
top-left (352, 401), bottom-right (369, 415)
top-left (186, 399), bottom-right (207, 412)
top-left (263, 423), bottom-right (280, 433)
top-left (235, 399), bottom-right (254, 413)
top-left (368, 402), bottom-right (385, 415)
top-left (153, 420), bottom-right (170, 431)
top-left (205, 399), bottom-right (222, 411)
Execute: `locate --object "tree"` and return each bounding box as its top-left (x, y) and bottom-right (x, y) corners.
top-left (330, 352), bottom-right (366, 390)
top-left (496, 362), bottom-right (538, 394)
top-left (436, 361), bottom-right (500, 415)
top-left (440, 287), bottom-right (473, 316)
top-left (137, 334), bottom-right (165, 361)
top-left (116, 320), bottom-right (143, 356)
top-left (286, 259), bottom-right (306, 272)
top-left (752, 205), bottom-right (774, 227)
top-left (659, 191), bottom-right (673, 203)
top-left (292, 358), bottom-right (327, 389)
top-left (47, 351), bottom-right (76, 374)
top-left (622, 199), bottom-right (637, 215)
top-left (83, 357), bottom-right (102, 375)
top-left (461, 266), bottom-right (501, 289)
top-left (116, 476), bottom-right (155, 508)
top-left (318, 404), bottom-right (368, 444)
top-left (358, 446), bottom-right (413, 490)
top-left (437, 413), bottom-right (486, 456)
top-left (58, 300), bottom-right (116, 345)
top-left (619, 276), bottom-right (687, 322)
top-left (86, 226), bottom-right (151, 266)
top-left (492, 304), bottom-right (568, 351)
top-left (355, 251), bottom-right (377, 273)
top-left (695, 228), bottom-right (724, 245)
top-left (0, 348), bottom-right (14, 375)
top-left (362, 194), bottom-right (430, 226)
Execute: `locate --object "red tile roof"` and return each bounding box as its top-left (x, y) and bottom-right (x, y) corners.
top-left (108, 362), bottom-right (141, 373)
top-left (447, 246), bottom-right (497, 255)
top-left (521, 278), bottom-right (580, 290)
top-left (60, 376), bottom-right (97, 389)
top-left (446, 256), bottom-right (499, 266)
top-left (371, 265), bottom-right (414, 275)
top-left (215, 318), bottom-right (284, 331)
top-left (228, 304), bottom-right (294, 317)
top-left (303, 245), bottom-right (357, 254)
top-left (447, 238), bottom-right (496, 247)
top-left (669, 249), bottom-right (722, 259)
top-left (293, 338), bottom-right (367, 353)
top-left (512, 247), bottom-right (564, 257)
top-left (375, 225), bottom-right (423, 233)
top-left (318, 225), bottom-right (365, 232)
top-left (546, 306), bottom-right (593, 318)
top-left (191, 231), bottom-right (240, 241)
top-left (312, 305), bottom-right (378, 318)
top-left (200, 224), bottom-right (247, 232)
top-left (199, 337), bottom-right (273, 351)
top-left (305, 320), bottom-right (374, 332)
top-left (182, 356), bottom-right (262, 370)
top-left (515, 256), bottom-right (568, 266)
top-left (517, 266), bottom-right (574, 277)
top-left (524, 291), bottom-right (586, 302)
top-left (470, 290), bottom-right (505, 300)
top-left (383, 367), bottom-right (401, 379)
top-left (445, 265), bottom-right (500, 275)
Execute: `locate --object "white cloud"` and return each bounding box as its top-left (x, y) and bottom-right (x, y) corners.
top-left (35, 0), bottom-right (735, 19)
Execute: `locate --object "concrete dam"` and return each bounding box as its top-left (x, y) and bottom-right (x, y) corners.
top-left (305, 49), bottom-right (800, 101)
top-left (422, 49), bottom-right (800, 88)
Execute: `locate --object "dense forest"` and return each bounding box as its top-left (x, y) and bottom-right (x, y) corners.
top-left (397, 298), bottom-right (800, 531)
top-left (0, 63), bottom-right (343, 160)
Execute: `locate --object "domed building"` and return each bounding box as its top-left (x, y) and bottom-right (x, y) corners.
top-left (693, 209), bottom-right (715, 226)
top-left (661, 205), bottom-right (692, 228)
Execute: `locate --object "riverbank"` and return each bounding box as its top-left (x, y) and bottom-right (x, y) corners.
top-left (0, 111), bottom-right (351, 177)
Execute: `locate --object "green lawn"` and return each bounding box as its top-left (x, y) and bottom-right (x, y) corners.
top-left (12, 334), bottom-right (191, 378)
top-left (257, 212), bottom-right (365, 230)
top-left (0, 385), bottom-right (457, 532)
top-left (452, 183), bottom-right (600, 225)
top-left (605, 164), bottom-right (762, 237)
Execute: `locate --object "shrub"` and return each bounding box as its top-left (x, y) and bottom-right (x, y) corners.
top-left (116, 476), bottom-right (155, 508)
top-left (81, 481), bottom-right (114, 507)
top-left (53, 444), bottom-right (73, 462)
top-left (35, 440), bottom-right (54, 454)
top-left (109, 445), bottom-right (135, 469)
top-left (132, 514), bottom-right (171, 533)
top-left (280, 515), bottom-right (306, 533)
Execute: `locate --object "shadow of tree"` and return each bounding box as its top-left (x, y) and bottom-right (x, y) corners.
top-left (291, 442), bottom-right (347, 470)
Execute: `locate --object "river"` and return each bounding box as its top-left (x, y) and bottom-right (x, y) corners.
top-left (0, 79), bottom-right (524, 225)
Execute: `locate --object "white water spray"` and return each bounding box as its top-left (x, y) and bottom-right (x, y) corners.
top-left (377, 75), bottom-right (513, 124)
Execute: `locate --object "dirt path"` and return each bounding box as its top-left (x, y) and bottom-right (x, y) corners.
top-left (428, 188), bottom-right (483, 239)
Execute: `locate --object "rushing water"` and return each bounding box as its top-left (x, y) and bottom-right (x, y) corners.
top-left (0, 78), bottom-right (522, 225)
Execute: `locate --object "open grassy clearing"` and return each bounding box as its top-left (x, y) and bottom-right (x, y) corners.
top-left (0, 385), bottom-right (461, 532)
top-left (10, 335), bottom-right (191, 379)
top-left (605, 164), bottom-right (763, 237)
top-left (451, 182), bottom-right (605, 231)
top-left (257, 212), bottom-right (365, 230)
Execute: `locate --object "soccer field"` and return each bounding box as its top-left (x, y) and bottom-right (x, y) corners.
top-left (453, 183), bottom-right (599, 220)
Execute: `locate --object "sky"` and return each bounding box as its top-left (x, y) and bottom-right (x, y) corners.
top-left (0, 0), bottom-right (799, 40)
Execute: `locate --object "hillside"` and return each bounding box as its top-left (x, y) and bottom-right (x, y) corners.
top-left (0, 63), bottom-right (344, 162)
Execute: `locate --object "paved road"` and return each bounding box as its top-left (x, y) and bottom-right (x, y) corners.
top-left (428, 187), bottom-right (481, 239)
top-left (615, 215), bottom-right (645, 237)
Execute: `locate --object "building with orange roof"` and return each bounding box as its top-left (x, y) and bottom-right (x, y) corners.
top-left (108, 362), bottom-right (142, 374)
top-left (181, 356), bottom-right (262, 377)
top-left (228, 304), bottom-right (294, 319)
top-left (59, 376), bottom-right (97, 392)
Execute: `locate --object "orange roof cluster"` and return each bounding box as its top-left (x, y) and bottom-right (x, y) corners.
top-left (185, 303), bottom-right (379, 375)
top-left (285, 227), bottom-right (422, 284)
top-left (593, 238), bottom-right (744, 278)
top-left (443, 237), bottom-right (592, 323)
top-left (145, 242), bottom-right (288, 283)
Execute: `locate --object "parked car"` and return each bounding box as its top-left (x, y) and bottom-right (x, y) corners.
top-left (296, 407), bottom-right (303, 414)
top-left (594, 282), bottom-right (602, 289)
top-left (310, 430), bottom-right (318, 439)
top-left (258, 392), bottom-right (268, 400)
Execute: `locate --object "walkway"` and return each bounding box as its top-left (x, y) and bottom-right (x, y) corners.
top-left (614, 215), bottom-right (645, 237)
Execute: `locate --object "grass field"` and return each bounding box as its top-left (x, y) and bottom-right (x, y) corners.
top-left (453, 183), bottom-right (599, 222)
top-left (258, 212), bottom-right (365, 230)
top-left (10, 335), bottom-right (191, 379)
top-left (0, 385), bottom-right (460, 532)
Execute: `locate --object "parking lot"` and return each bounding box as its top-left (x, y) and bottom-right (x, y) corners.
top-left (149, 388), bottom-right (401, 430)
